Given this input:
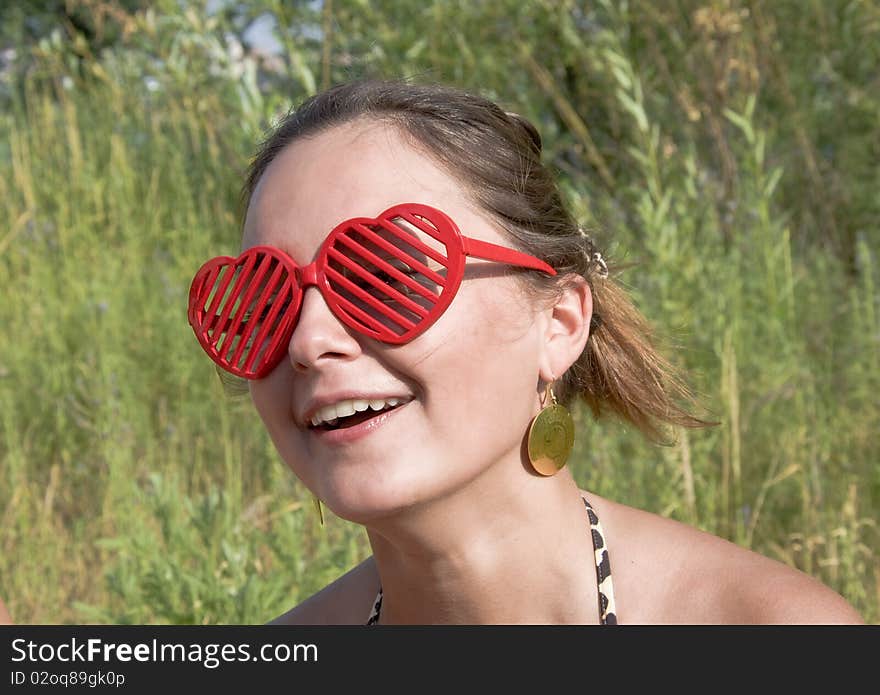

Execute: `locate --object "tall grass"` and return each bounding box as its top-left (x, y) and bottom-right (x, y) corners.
top-left (0, 48), bottom-right (369, 623)
top-left (1, 0), bottom-right (877, 623)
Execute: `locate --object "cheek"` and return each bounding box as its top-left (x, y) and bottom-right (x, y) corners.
top-left (458, 280), bottom-right (539, 366)
top-left (248, 372), bottom-right (293, 442)
top-left (414, 281), bottom-right (540, 431)
top-left (248, 373), bottom-right (321, 487)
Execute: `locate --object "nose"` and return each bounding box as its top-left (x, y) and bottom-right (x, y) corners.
top-left (287, 285), bottom-right (362, 372)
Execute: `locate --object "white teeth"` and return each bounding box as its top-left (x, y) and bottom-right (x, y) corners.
top-left (309, 396), bottom-right (412, 427)
top-left (336, 401), bottom-right (356, 418)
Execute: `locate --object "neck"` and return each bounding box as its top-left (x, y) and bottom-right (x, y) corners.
top-left (364, 458), bottom-right (599, 624)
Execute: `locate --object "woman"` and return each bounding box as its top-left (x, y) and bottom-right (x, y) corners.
top-left (187, 79), bottom-right (863, 624)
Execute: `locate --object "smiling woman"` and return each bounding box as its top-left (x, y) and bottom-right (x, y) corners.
top-left (187, 79), bottom-right (864, 625)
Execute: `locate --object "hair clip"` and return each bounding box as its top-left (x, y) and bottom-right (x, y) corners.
top-left (577, 226), bottom-right (595, 247)
top-left (591, 252), bottom-right (609, 279)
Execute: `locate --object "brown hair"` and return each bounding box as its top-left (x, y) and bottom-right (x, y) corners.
top-left (242, 79), bottom-right (714, 443)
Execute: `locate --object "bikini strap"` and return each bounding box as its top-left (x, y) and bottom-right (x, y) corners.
top-left (582, 497), bottom-right (618, 625)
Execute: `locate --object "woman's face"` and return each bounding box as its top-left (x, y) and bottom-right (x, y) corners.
top-left (243, 120), bottom-right (548, 522)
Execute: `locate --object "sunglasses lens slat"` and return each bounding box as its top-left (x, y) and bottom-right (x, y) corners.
top-left (248, 299), bottom-right (295, 374)
top-left (325, 242), bottom-right (441, 338)
top-left (320, 207), bottom-right (458, 341)
top-left (354, 222), bottom-right (448, 287)
top-left (202, 264), bottom-right (238, 336)
top-left (218, 253), bottom-right (275, 363)
top-left (194, 265), bottom-right (221, 317)
top-left (379, 213), bottom-right (452, 268)
top-left (325, 248), bottom-right (432, 316)
top-left (242, 276), bottom-right (296, 375)
top-left (189, 248), bottom-right (300, 379)
top-left (325, 266), bottom-right (426, 326)
top-left (332, 235), bottom-right (441, 303)
top-left (210, 254), bottom-right (260, 348)
top-left (333, 290), bottom-right (417, 336)
top-left (227, 258), bottom-right (286, 369)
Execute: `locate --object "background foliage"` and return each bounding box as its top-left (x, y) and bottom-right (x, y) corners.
top-left (0, 0), bottom-right (877, 624)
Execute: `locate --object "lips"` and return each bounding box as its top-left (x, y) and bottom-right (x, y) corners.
top-left (307, 398), bottom-right (412, 445)
top-left (308, 396), bottom-right (413, 427)
top-left (302, 392), bottom-right (414, 426)
top-left (315, 406), bottom-right (395, 430)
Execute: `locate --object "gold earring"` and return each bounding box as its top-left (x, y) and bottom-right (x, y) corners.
top-left (312, 494), bottom-right (325, 527)
top-left (527, 381), bottom-right (575, 476)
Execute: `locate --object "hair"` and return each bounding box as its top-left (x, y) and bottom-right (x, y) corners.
top-left (241, 79), bottom-right (714, 443)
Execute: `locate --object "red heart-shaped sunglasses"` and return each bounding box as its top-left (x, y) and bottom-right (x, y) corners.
top-left (187, 202), bottom-right (556, 379)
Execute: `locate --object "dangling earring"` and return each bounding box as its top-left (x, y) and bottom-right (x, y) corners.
top-left (312, 494), bottom-right (325, 527)
top-left (527, 380), bottom-right (575, 476)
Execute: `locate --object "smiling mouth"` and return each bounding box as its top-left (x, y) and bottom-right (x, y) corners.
top-left (310, 401), bottom-right (408, 431)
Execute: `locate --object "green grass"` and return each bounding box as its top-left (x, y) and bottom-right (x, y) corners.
top-left (0, 0), bottom-right (877, 624)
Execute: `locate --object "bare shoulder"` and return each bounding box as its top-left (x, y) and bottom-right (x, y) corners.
top-left (267, 556), bottom-right (380, 625)
top-left (584, 492), bottom-right (864, 625)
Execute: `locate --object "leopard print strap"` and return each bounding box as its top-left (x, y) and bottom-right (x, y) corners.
top-left (366, 588), bottom-right (383, 625)
top-left (582, 497), bottom-right (617, 625)
top-left (366, 495), bottom-right (617, 625)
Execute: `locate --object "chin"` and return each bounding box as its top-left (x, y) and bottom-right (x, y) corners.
top-left (317, 462), bottom-right (448, 525)
top-left (322, 492), bottom-right (418, 525)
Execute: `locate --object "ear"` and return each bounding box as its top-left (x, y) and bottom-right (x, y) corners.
top-left (537, 275), bottom-right (592, 385)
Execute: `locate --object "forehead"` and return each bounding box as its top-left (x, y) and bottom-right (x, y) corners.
top-left (241, 120), bottom-right (500, 257)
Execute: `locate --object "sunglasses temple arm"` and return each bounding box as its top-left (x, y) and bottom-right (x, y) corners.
top-left (461, 236), bottom-right (556, 276)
